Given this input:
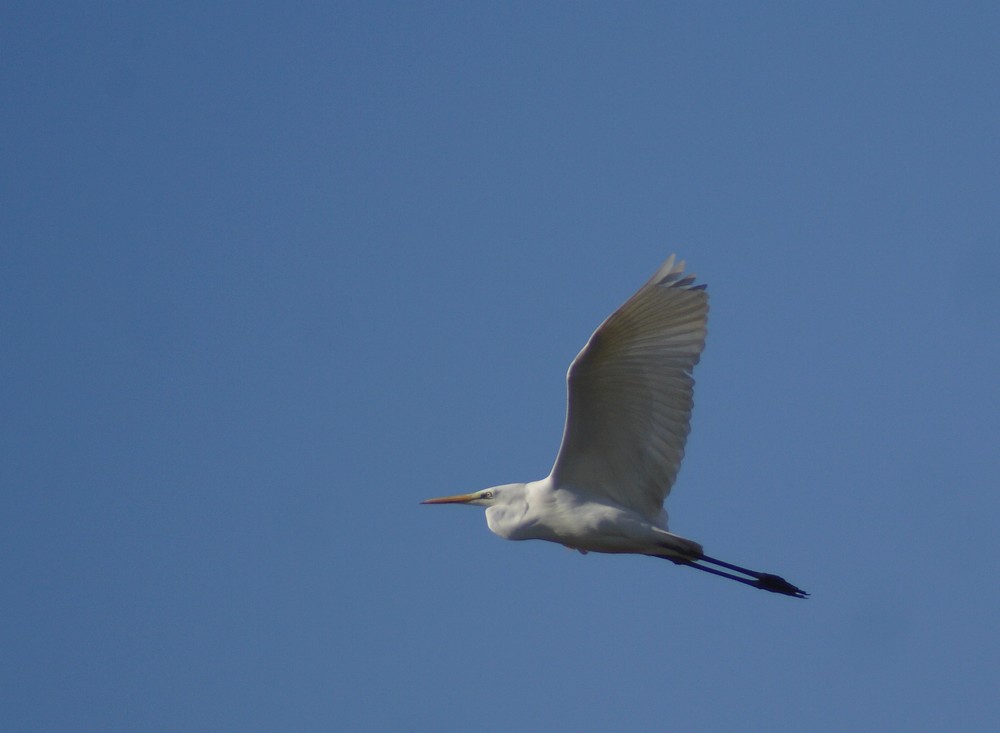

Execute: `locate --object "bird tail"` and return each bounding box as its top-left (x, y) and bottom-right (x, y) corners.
top-left (649, 528), bottom-right (703, 560)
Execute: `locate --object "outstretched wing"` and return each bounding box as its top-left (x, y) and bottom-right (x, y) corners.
top-left (549, 256), bottom-right (708, 520)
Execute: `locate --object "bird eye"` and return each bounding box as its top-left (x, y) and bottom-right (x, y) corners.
top-left (482, 491), bottom-right (493, 499)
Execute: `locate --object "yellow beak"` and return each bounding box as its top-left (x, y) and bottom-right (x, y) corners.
top-left (421, 492), bottom-right (478, 505)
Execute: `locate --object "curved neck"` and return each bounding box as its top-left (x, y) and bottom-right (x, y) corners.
top-left (483, 482), bottom-right (530, 539)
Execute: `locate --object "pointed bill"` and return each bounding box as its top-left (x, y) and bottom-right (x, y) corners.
top-left (420, 492), bottom-right (479, 505)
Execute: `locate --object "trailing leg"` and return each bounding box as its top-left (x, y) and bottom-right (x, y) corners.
top-left (658, 554), bottom-right (809, 598)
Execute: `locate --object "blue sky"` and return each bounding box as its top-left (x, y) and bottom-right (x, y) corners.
top-left (3, 2), bottom-right (1000, 731)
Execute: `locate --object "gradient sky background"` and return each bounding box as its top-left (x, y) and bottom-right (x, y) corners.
top-left (4, 3), bottom-right (1000, 731)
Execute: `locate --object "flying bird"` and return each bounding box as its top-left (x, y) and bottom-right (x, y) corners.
top-left (423, 256), bottom-right (807, 597)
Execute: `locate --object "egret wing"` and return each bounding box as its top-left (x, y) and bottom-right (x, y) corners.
top-left (549, 256), bottom-right (708, 520)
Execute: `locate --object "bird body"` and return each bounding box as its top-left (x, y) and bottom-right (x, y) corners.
top-left (467, 480), bottom-right (702, 559)
top-left (424, 256), bottom-right (808, 598)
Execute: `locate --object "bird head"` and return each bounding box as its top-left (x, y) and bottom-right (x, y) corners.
top-left (422, 483), bottom-right (529, 539)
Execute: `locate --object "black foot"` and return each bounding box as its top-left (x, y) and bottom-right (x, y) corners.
top-left (755, 573), bottom-right (809, 598)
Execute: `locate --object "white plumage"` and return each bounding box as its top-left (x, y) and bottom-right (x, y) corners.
top-left (424, 256), bottom-right (807, 597)
top-left (552, 255), bottom-right (706, 521)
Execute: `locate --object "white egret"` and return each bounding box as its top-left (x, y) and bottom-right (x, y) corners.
top-left (423, 256), bottom-right (807, 598)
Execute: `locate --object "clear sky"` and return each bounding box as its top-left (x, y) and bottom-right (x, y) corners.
top-left (3, 2), bottom-right (1000, 731)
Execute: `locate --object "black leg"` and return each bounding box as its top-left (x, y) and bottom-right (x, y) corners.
top-left (700, 554), bottom-right (764, 577)
top-left (661, 555), bottom-right (809, 598)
